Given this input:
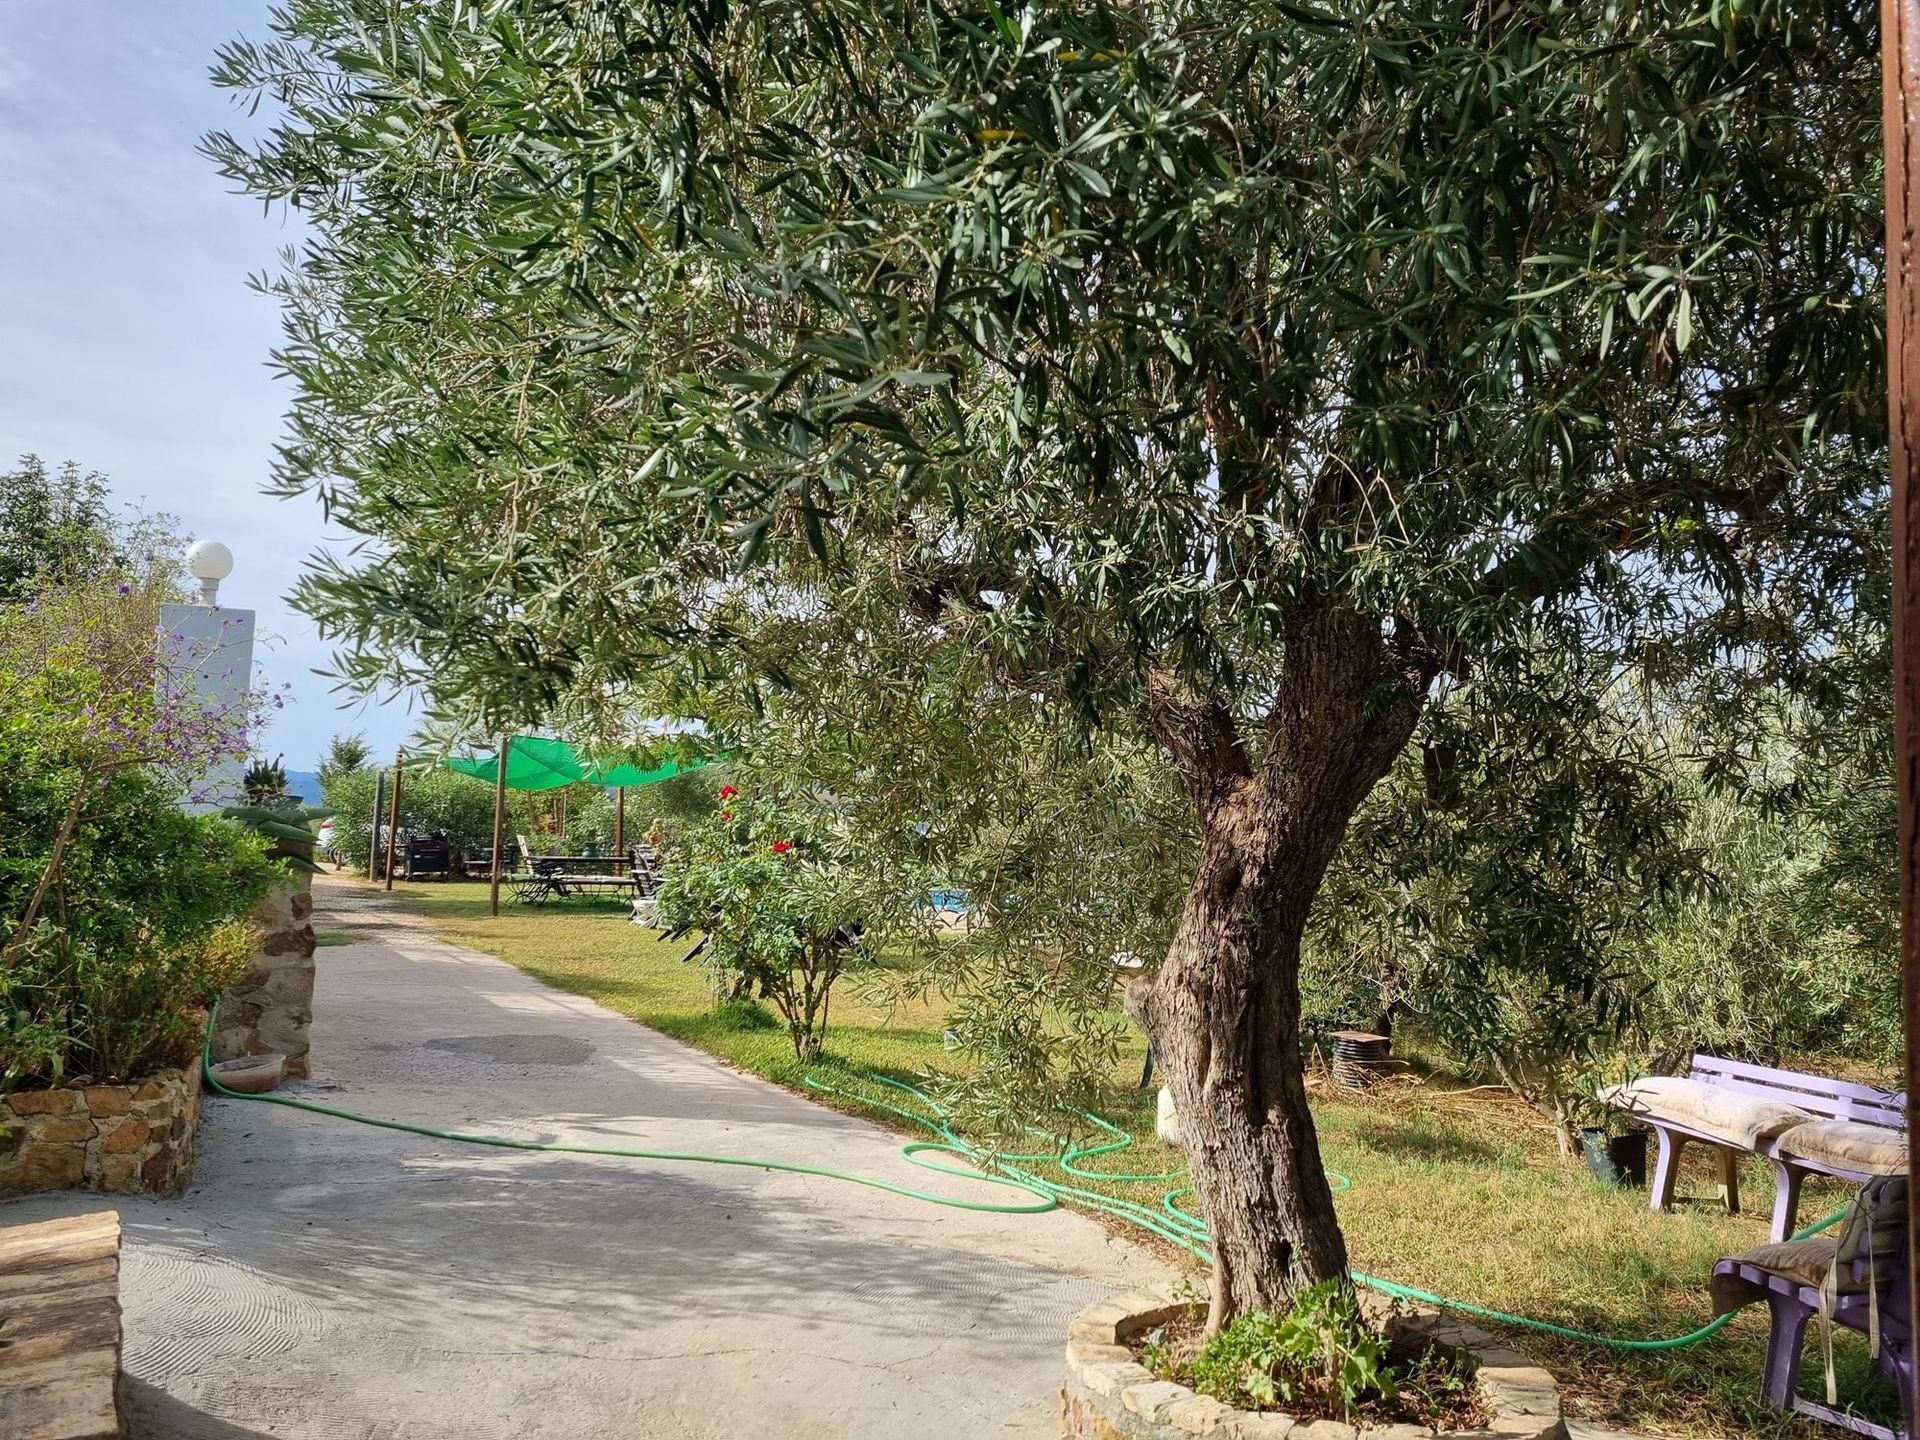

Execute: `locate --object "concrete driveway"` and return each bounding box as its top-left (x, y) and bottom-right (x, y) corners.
top-left (0, 877), bottom-right (1167, 1440)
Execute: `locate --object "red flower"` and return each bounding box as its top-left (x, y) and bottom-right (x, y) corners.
top-left (720, 810), bottom-right (733, 822)
top-left (771, 840), bottom-right (792, 854)
top-left (719, 784), bottom-right (737, 800)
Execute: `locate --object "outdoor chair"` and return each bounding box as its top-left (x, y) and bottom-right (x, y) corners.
top-left (1711, 1175), bottom-right (1911, 1439)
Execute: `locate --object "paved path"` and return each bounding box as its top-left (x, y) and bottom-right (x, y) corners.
top-left (0, 876), bottom-right (1168, 1439)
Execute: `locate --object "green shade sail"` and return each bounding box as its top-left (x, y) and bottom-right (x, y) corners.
top-left (445, 736), bottom-right (717, 791)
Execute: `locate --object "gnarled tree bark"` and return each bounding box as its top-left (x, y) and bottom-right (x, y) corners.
top-left (1127, 604), bottom-right (1429, 1332)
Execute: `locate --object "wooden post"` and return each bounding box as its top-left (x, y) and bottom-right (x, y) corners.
top-left (383, 748), bottom-right (403, 892)
top-left (614, 786), bottom-right (626, 859)
top-left (1881, 4), bottom-right (1920, 1430)
top-left (489, 733), bottom-right (510, 917)
top-left (369, 769), bottom-right (385, 881)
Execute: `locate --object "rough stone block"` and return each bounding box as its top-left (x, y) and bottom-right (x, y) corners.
top-left (101, 1119), bottom-right (149, 1155)
top-left (140, 1152), bottom-right (173, 1191)
top-left (2, 1145), bottom-right (86, 1189)
top-left (8, 1088), bottom-right (76, 1116)
top-left (1289, 1423), bottom-right (1357, 1440)
top-left (29, 1117), bottom-right (96, 1145)
top-left (1071, 1341), bottom-right (1136, 1368)
top-left (82, 1086), bottom-right (130, 1116)
top-left (1477, 1367), bottom-right (1560, 1417)
top-left (1123, 1381), bottom-right (1193, 1423)
top-left (1222, 1415), bottom-right (1296, 1439)
top-left (1167, 1394), bottom-right (1237, 1433)
top-left (1082, 1361), bottom-right (1153, 1398)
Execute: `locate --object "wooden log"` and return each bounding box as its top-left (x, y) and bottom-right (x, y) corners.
top-left (0, 1211), bottom-right (123, 1440)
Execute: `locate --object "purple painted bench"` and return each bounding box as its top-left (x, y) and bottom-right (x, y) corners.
top-left (1710, 1176), bottom-right (1910, 1439)
top-left (1600, 1054), bottom-right (1907, 1242)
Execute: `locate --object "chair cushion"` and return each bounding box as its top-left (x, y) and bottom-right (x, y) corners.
top-left (1731, 1237), bottom-right (1839, 1288)
top-left (1776, 1119), bottom-right (1909, 1176)
top-left (1596, 1076), bottom-right (1814, 1148)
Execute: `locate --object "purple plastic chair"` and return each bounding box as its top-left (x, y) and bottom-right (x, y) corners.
top-left (1711, 1177), bottom-right (1912, 1439)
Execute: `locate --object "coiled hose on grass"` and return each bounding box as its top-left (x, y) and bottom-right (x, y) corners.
top-left (202, 1013), bottom-right (1841, 1352)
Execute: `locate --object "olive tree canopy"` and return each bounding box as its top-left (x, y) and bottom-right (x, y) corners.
top-left (211, 0), bottom-right (1886, 1322)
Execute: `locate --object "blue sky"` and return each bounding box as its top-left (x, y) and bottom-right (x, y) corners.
top-left (0, 2), bottom-right (416, 774)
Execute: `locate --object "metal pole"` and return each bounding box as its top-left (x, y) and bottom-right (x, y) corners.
top-left (489, 733), bottom-right (510, 917)
top-left (614, 786), bottom-right (626, 858)
top-left (383, 748), bottom-right (403, 892)
top-left (1881, 5), bottom-right (1920, 1429)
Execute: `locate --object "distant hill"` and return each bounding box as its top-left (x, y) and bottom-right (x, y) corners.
top-left (285, 769), bottom-right (324, 805)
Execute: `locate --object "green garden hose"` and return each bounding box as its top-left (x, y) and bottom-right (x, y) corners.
top-left (198, 1023), bottom-right (1056, 1215)
top-left (201, 1012), bottom-right (1845, 1353)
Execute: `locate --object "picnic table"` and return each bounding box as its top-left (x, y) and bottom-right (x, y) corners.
top-left (506, 840), bottom-right (650, 905)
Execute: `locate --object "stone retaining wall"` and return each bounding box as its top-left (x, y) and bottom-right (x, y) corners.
top-left (212, 861), bottom-right (315, 1078)
top-left (1060, 1285), bottom-right (1568, 1440)
top-left (0, 1061), bottom-right (202, 1194)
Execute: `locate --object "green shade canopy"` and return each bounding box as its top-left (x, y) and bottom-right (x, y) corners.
top-left (585, 756), bottom-right (705, 788)
top-left (446, 736), bottom-right (717, 791)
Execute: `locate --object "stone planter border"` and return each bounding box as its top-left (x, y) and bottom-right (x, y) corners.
top-left (0, 1059), bottom-right (202, 1195)
top-left (1060, 1284), bottom-right (1568, 1439)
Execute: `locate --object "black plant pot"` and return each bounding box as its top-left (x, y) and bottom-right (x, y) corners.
top-left (1581, 1126), bottom-right (1648, 1188)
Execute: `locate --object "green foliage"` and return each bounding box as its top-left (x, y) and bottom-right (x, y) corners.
top-left (315, 731), bottom-right (370, 789)
top-left (241, 755), bottom-right (290, 805)
top-left (655, 785), bottom-right (910, 1059)
top-left (211, 0), bottom-right (1890, 1303)
top-left (322, 764), bottom-right (501, 871)
top-left (0, 751), bottom-right (274, 1088)
top-left (1189, 1282), bottom-right (1392, 1416)
top-left (221, 803), bottom-right (337, 875)
top-left (211, 0), bottom-right (1881, 739)
top-left (1306, 657), bottom-right (1709, 1147)
top-left (0, 456), bottom-right (180, 602)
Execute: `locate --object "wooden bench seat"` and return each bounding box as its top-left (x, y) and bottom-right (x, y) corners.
top-left (1601, 1054), bottom-right (1907, 1241)
top-left (0, 1211), bottom-right (123, 1440)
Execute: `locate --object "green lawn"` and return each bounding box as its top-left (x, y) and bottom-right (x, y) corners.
top-left (359, 878), bottom-right (1897, 1438)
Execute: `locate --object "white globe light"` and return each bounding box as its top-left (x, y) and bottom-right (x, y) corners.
top-left (185, 539), bottom-right (235, 582)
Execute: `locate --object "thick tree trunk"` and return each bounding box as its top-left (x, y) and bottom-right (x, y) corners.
top-left (1129, 603), bottom-right (1427, 1331)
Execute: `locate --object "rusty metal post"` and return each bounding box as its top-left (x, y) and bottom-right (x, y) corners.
top-left (1883, 3), bottom-right (1920, 1431)
top-left (614, 786), bottom-right (626, 859)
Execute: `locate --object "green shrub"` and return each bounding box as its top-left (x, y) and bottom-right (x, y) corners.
top-left (0, 571), bottom-right (278, 1090)
top-left (1189, 1282), bottom-right (1392, 1416)
top-left (655, 784), bottom-right (882, 1059)
top-left (0, 760), bottom-right (275, 1089)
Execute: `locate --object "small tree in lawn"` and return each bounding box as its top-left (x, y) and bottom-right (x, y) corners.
top-left (655, 787), bottom-right (873, 1061)
top-left (213, 0), bottom-right (1886, 1326)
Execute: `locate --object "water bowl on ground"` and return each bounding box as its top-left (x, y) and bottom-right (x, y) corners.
top-left (209, 1054), bottom-right (286, 1095)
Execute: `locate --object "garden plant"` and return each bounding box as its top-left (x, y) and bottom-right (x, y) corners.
top-left (0, 520), bottom-right (278, 1091)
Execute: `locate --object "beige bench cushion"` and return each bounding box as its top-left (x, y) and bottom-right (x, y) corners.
top-left (1776, 1119), bottom-right (1908, 1176)
top-left (1597, 1076), bottom-right (1814, 1148)
top-left (1710, 1237), bottom-right (1840, 1315)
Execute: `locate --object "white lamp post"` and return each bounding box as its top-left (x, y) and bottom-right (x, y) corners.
top-left (185, 538), bottom-right (235, 606)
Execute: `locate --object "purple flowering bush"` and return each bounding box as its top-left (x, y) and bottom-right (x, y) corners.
top-left (0, 575), bottom-right (277, 1091)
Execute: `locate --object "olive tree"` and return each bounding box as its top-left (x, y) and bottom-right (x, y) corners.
top-left (211, 0), bottom-right (1886, 1323)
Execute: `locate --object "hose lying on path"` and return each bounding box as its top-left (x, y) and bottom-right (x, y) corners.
top-left (202, 1012), bottom-right (1841, 1352)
